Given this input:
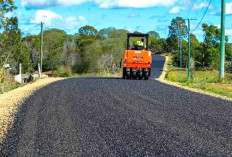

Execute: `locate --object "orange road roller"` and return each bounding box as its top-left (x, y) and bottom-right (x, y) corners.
top-left (122, 33), bottom-right (152, 80)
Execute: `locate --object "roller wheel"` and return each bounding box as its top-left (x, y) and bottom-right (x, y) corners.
top-left (123, 68), bottom-right (126, 79)
top-left (137, 71), bottom-right (143, 80)
top-left (132, 71), bottom-right (137, 79)
top-left (144, 72), bottom-right (149, 80)
top-left (126, 71), bottom-right (131, 79)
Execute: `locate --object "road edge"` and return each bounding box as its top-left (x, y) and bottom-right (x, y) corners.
top-left (155, 55), bottom-right (232, 102)
top-left (0, 77), bottom-right (65, 147)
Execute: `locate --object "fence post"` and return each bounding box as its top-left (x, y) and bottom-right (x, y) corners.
top-left (19, 63), bottom-right (22, 83)
top-left (38, 63), bottom-right (41, 78)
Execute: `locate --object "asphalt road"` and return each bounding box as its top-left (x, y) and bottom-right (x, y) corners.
top-left (1, 55), bottom-right (232, 156)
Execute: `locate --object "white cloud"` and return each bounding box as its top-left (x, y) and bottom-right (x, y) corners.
top-left (63, 16), bottom-right (88, 30)
top-left (128, 13), bottom-right (139, 17)
top-left (30, 10), bottom-right (62, 26)
top-left (21, 0), bottom-right (178, 8)
top-left (22, 0), bottom-right (92, 8)
top-left (226, 2), bottom-right (232, 15)
top-left (226, 29), bottom-right (232, 36)
top-left (193, 2), bottom-right (209, 10)
top-left (169, 6), bottom-right (184, 14)
top-left (30, 10), bottom-right (87, 29)
top-left (210, 2), bottom-right (232, 15)
top-left (5, 12), bottom-right (22, 19)
top-left (95, 0), bottom-right (178, 8)
top-left (192, 30), bottom-right (203, 35)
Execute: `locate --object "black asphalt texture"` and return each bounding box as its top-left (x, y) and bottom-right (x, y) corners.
top-left (1, 55), bottom-right (232, 156)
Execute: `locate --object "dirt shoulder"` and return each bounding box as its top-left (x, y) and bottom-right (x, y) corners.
top-left (0, 77), bottom-right (65, 145)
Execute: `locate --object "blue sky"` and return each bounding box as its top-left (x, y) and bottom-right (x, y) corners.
top-left (8, 0), bottom-right (232, 41)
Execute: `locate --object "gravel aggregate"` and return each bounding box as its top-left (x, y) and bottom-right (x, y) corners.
top-left (1, 55), bottom-right (232, 156)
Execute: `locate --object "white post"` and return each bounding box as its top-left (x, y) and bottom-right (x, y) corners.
top-left (38, 63), bottom-right (41, 77)
top-left (19, 63), bottom-right (22, 83)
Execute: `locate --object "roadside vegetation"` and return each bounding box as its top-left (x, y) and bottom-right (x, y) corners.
top-left (164, 17), bottom-right (232, 99)
top-left (166, 58), bottom-right (232, 99)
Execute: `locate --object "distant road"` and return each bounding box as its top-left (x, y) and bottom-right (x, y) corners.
top-left (1, 55), bottom-right (232, 156)
top-left (150, 54), bottom-right (166, 79)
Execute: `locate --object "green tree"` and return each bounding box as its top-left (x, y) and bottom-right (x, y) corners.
top-left (79, 25), bottom-right (98, 37)
top-left (98, 27), bottom-right (116, 39)
top-left (42, 29), bottom-right (67, 71)
top-left (168, 17), bottom-right (187, 38)
top-left (226, 44), bottom-right (232, 60)
top-left (166, 35), bottom-right (178, 53)
top-left (202, 23), bottom-right (220, 47)
top-left (0, 0), bottom-right (17, 77)
top-left (148, 31), bottom-right (160, 39)
top-left (0, 0), bottom-right (16, 29)
top-left (0, 17), bottom-right (24, 74)
top-left (18, 43), bottom-right (30, 72)
top-left (23, 35), bottom-right (40, 66)
top-left (201, 23), bottom-right (222, 69)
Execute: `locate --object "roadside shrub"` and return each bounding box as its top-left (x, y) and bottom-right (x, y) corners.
top-left (72, 62), bottom-right (90, 74)
top-left (54, 66), bottom-right (72, 77)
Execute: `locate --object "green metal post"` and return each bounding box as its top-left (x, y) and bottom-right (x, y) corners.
top-left (187, 18), bottom-right (191, 79)
top-left (220, 0), bottom-right (226, 78)
top-left (40, 22), bottom-right (44, 73)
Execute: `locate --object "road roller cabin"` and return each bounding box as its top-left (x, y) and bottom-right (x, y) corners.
top-left (122, 33), bottom-right (152, 80)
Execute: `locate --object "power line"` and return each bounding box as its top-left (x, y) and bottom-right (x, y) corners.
top-left (198, 0), bottom-right (209, 15)
top-left (191, 0), bottom-right (212, 32)
top-left (186, 0), bottom-right (196, 18)
top-left (23, 24), bottom-right (40, 33)
top-left (24, 24), bottom-right (40, 32)
top-left (192, 0), bottom-right (209, 19)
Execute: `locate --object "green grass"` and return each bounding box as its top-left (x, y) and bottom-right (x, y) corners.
top-left (165, 64), bottom-right (232, 99)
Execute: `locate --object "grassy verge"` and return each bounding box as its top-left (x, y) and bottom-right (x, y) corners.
top-left (165, 60), bottom-right (232, 99)
top-left (0, 74), bottom-right (25, 95)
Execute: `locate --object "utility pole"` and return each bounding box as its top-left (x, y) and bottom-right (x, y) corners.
top-left (186, 18), bottom-right (196, 79)
top-left (187, 18), bottom-right (191, 79)
top-left (220, 0), bottom-right (226, 78)
top-left (40, 22), bottom-right (44, 73)
top-left (179, 38), bottom-right (183, 68)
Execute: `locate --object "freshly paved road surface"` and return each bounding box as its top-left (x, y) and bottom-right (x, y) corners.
top-left (1, 55), bottom-right (232, 156)
top-left (150, 55), bottom-right (166, 79)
